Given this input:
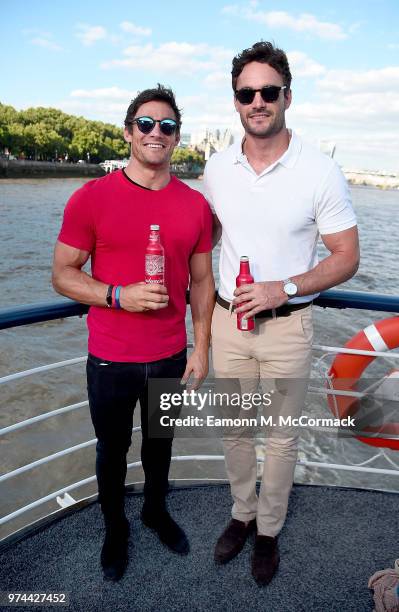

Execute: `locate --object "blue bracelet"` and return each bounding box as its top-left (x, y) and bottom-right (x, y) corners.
top-left (115, 285), bottom-right (122, 309)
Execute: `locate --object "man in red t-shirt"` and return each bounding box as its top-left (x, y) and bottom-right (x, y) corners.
top-left (52, 85), bottom-right (214, 581)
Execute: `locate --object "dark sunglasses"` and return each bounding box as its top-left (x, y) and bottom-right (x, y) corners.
top-left (131, 116), bottom-right (178, 136)
top-left (235, 85), bottom-right (287, 105)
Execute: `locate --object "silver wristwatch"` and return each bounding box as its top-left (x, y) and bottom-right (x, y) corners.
top-left (283, 278), bottom-right (298, 298)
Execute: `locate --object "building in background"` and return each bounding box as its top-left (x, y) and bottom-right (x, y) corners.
top-left (190, 129), bottom-right (234, 160)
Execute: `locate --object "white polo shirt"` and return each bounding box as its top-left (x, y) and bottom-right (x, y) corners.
top-left (203, 130), bottom-right (357, 303)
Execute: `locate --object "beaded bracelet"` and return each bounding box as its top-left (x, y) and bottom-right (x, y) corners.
top-left (115, 285), bottom-right (122, 309)
top-left (111, 285), bottom-right (117, 308)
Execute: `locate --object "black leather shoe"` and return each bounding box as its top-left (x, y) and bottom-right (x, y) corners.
top-left (101, 517), bottom-right (130, 581)
top-left (214, 518), bottom-right (256, 564)
top-left (141, 506), bottom-right (189, 555)
top-left (251, 535), bottom-right (280, 586)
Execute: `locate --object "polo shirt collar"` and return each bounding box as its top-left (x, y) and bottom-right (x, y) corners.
top-left (278, 130), bottom-right (301, 168)
top-left (233, 140), bottom-right (246, 165)
top-left (233, 129), bottom-right (302, 169)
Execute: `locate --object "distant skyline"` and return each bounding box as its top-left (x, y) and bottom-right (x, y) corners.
top-left (1, 0), bottom-right (399, 171)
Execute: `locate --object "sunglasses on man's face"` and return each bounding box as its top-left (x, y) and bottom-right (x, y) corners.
top-left (235, 85), bottom-right (287, 105)
top-left (131, 116), bottom-right (178, 136)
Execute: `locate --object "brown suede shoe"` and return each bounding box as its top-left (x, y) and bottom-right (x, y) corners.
top-left (251, 535), bottom-right (280, 586)
top-left (214, 518), bottom-right (256, 564)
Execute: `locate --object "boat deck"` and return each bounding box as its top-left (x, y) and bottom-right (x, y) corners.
top-left (0, 483), bottom-right (397, 612)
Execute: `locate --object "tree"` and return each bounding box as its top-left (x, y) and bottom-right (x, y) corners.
top-left (6, 123), bottom-right (24, 156)
top-left (0, 101), bottom-right (129, 162)
top-left (70, 127), bottom-right (103, 162)
top-left (0, 104), bottom-right (19, 153)
top-left (171, 148), bottom-right (205, 167)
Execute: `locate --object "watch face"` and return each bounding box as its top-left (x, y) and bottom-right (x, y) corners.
top-left (284, 282), bottom-right (297, 297)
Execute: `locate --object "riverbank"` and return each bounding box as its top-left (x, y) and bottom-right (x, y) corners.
top-left (0, 160), bottom-right (203, 180)
top-left (2, 159), bottom-right (397, 188)
top-left (0, 160), bottom-right (105, 179)
top-left (343, 169), bottom-right (399, 190)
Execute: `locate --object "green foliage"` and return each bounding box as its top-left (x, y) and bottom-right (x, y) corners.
top-left (0, 102), bottom-right (129, 162)
top-left (171, 147), bottom-right (205, 167)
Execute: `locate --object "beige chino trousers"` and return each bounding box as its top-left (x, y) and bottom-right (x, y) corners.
top-left (211, 302), bottom-right (313, 537)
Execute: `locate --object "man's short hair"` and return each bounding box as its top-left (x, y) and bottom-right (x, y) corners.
top-left (124, 84), bottom-right (182, 133)
top-left (231, 41), bottom-right (292, 93)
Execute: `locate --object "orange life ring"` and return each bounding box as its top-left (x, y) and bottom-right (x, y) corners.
top-left (328, 316), bottom-right (399, 450)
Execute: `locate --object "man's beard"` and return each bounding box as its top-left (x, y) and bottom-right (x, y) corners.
top-left (240, 109), bottom-right (285, 139)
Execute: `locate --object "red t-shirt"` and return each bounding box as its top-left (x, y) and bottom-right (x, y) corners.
top-left (58, 170), bottom-right (212, 362)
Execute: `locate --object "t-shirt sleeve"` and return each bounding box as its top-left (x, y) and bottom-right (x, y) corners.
top-left (315, 162), bottom-right (357, 235)
top-left (193, 197), bottom-right (213, 254)
top-left (202, 158), bottom-right (216, 214)
top-left (57, 186), bottom-right (95, 252)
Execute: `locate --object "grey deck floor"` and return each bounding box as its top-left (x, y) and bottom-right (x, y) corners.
top-left (0, 484), bottom-right (397, 612)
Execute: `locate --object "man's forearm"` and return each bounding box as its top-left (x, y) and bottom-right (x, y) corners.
top-left (189, 276), bottom-right (215, 350)
top-left (293, 251), bottom-right (359, 297)
top-left (52, 266), bottom-right (108, 307)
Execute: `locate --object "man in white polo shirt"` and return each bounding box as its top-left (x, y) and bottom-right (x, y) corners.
top-left (204, 41), bottom-right (359, 586)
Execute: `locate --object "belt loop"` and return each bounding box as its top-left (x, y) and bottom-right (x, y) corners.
top-left (272, 308), bottom-right (277, 320)
top-left (229, 301), bottom-right (233, 317)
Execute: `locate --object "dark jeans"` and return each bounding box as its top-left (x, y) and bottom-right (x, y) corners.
top-left (86, 349), bottom-right (187, 521)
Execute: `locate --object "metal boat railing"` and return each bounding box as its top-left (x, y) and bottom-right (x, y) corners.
top-left (1, 289), bottom-right (399, 538)
top-left (2, 289), bottom-right (399, 331)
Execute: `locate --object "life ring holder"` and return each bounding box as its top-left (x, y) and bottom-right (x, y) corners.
top-left (327, 316), bottom-right (399, 451)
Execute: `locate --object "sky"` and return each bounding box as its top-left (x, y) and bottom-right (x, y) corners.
top-left (1, 0), bottom-right (399, 172)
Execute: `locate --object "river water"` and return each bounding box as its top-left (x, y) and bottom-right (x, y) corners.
top-left (0, 177), bottom-right (398, 536)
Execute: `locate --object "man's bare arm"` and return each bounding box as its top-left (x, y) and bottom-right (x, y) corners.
top-left (181, 251), bottom-right (215, 388)
top-left (52, 241), bottom-right (107, 305)
top-left (52, 240), bottom-right (169, 312)
top-left (234, 226), bottom-right (360, 317)
top-left (189, 251), bottom-right (215, 350)
top-left (293, 225), bottom-right (360, 296)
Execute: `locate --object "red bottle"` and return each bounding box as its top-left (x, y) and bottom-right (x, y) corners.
top-left (145, 224), bottom-right (165, 285)
top-left (236, 256), bottom-right (255, 331)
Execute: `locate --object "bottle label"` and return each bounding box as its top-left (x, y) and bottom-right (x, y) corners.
top-left (236, 303), bottom-right (254, 331)
top-left (239, 315), bottom-right (248, 330)
top-left (145, 254), bottom-right (164, 284)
